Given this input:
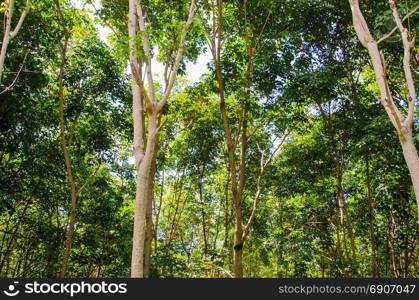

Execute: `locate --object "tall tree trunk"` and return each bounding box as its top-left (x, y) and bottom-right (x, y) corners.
top-left (144, 147), bottom-right (157, 277)
top-left (349, 0), bottom-right (418, 217)
top-left (232, 210), bottom-right (244, 278)
top-left (388, 211), bottom-right (400, 277)
top-left (199, 167), bottom-right (208, 256)
top-left (54, 1), bottom-right (76, 277)
top-left (131, 115), bottom-right (159, 278)
top-left (337, 160), bottom-right (357, 267)
top-left (129, 0), bottom-right (195, 278)
top-left (343, 208), bottom-right (357, 263)
top-left (209, 0), bottom-right (270, 277)
top-left (154, 170), bottom-right (164, 256)
top-left (129, 0), bottom-right (146, 278)
top-left (0, 0), bottom-right (14, 84)
top-left (0, 0), bottom-right (30, 84)
top-left (365, 150), bottom-right (378, 277)
top-left (222, 166), bottom-right (231, 266)
top-left (400, 133), bottom-right (419, 212)
top-left (335, 165), bottom-right (346, 256)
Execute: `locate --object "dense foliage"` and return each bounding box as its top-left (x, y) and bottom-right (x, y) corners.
top-left (0, 0), bottom-right (417, 278)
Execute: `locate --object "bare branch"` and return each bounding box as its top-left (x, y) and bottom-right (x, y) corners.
top-left (263, 131), bottom-right (289, 169)
top-left (247, 110), bottom-right (284, 142)
top-left (242, 131), bottom-right (289, 240)
top-left (349, 0), bottom-right (404, 134)
top-left (377, 4), bottom-right (419, 44)
top-left (389, 0), bottom-right (416, 128)
top-left (156, 0), bottom-right (196, 113)
top-left (0, 51), bottom-right (29, 94)
top-left (136, 0), bottom-right (157, 105)
top-left (10, 0), bottom-right (30, 39)
top-left (76, 163), bottom-right (103, 198)
top-left (130, 60), bottom-right (153, 112)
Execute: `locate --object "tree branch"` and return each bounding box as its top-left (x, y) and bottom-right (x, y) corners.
top-left (10, 0), bottom-right (30, 39)
top-left (136, 0), bottom-right (157, 106)
top-left (156, 0), bottom-right (196, 113)
top-left (389, 0), bottom-right (416, 129)
top-left (0, 51), bottom-right (29, 94)
top-left (377, 4), bottom-right (419, 44)
top-left (76, 163), bottom-right (103, 198)
top-left (242, 132), bottom-right (289, 240)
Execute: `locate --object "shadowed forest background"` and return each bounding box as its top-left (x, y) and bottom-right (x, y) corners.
top-left (0, 0), bottom-right (418, 278)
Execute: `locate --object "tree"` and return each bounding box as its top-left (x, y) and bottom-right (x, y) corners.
top-left (128, 0), bottom-right (197, 278)
top-left (0, 0), bottom-right (30, 84)
top-left (348, 0), bottom-right (419, 217)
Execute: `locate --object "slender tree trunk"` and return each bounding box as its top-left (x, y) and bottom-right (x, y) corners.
top-left (0, 0), bottom-right (30, 84)
top-left (167, 171), bottom-right (187, 246)
top-left (365, 150), bottom-right (378, 277)
top-left (222, 166), bottom-right (231, 265)
top-left (349, 0), bottom-right (419, 216)
top-left (199, 167), bottom-right (208, 256)
top-left (144, 147), bottom-right (157, 277)
top-left (131, 115), bottom-right (158, 278)
top-left (403, 234), bottom-right (409, 278)
top-left (400, 133), bottom-right (419, 211)
top-left (344, 208), bottom-right (357, 263)
top-left (129, 0), bottom-right (195, 278)
top-left (334, 159), bottom-right (345, 262)
top-left (54, 2), bottom-right (76, 277)
top-left (232, 209), bottom-right (243, 278)
top-left (385, 227), bottom-right (390, 276)
top-left (338, 163), bottom-right (357, 267)
top-left (209, 0), bottom-right (267, 277)
top-left (154, 170), bottom-right (164, 256)
top-left (0, 0), bottom-right (14, 84)
top-left (60, 190), bottom-right (76, 277)
top-left (388, 211), bottom-right (400, 277)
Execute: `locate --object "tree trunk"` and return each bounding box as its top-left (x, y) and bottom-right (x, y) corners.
top-left (0, 0), bottom-right (13, 84)
top-left (129, 0), bottom-right (194, 278)
top-left (221, 166), bottom-right (231, 266)
top-left (199, 167), bottom-right (208, 256)
top-left (131, 115), bottom-right (159, 278)
top-left (55, 7), bottom-right (76, 276)
top-left (232, 213), bottom-right (244, 278)
top-left (365, 150), bottom-right (378, 277)
top-left (0, 0), bottom-right (30, 84)
top-left (349, 0), bottom-right (419, 217)
top-left (60, 189), bottom-right (77, 277)
top-left (144, 148), bottom-right (157, 277)
top-left (344, 207), bottom-right (357, 263)
top-left (400, 133), bottom-right (419, 215)
top-left (154, 170), bottom-right (164, 256)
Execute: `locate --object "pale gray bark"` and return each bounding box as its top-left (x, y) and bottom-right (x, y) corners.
top-left (54, 0), bottom-right (101, 277)
top-left (209, 0), bottom-right (276, 278)
top-left (129, 0), bottom-right (196, 278)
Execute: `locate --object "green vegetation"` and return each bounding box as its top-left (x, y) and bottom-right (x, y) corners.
top-left (0, 0), bottom-right (417, 278)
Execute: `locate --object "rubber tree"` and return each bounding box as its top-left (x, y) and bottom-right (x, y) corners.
top-left (348, 0), bottom-right (419, 217)
top-left (128, 0), bottom-right (196, 278)
top-left (207, 0), bottom-right (287, 277)
top-left (54, 0), bottom-right (103, 277)
top-left (0, 0), bottom-right (31, 84)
